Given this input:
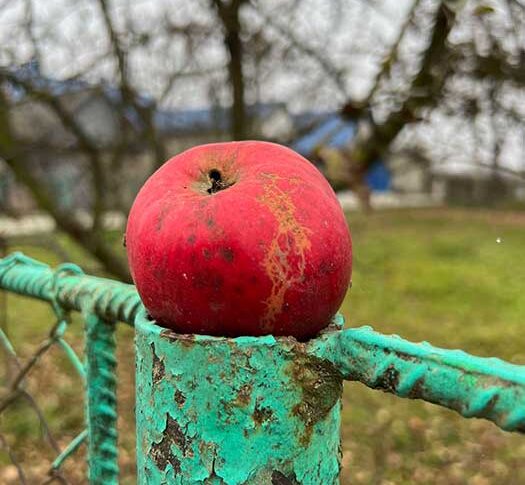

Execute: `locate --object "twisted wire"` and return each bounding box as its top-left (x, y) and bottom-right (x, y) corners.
top-left (3, 250), bottom-right (525, 480)
top-left (0, 316), bottom-right (79, 481)
top-left (0, 252), bottom-right (142, 325)
top-left (84, 312), bottom-right (119, 485)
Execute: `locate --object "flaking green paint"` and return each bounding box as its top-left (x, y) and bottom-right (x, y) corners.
top-left (135, 309), bottom-right (343, 484)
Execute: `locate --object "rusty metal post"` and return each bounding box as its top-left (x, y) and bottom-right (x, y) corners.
top-left (135, 309), bottom-right (344, 484)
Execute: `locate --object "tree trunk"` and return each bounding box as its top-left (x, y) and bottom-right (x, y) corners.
top-left (213, 0), bottom-right (247, 140)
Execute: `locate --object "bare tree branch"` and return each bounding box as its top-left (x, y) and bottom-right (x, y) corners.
top-left (344, 4), bottom-right (457, 174)
top-left (0, 81), bottom-right (130, 281)
top-left (365, 0), bottom-right (422, 104)
top-left (3, 71), bottom-right (107, 231)
top-left (251, 2), bottom-right (348, 97)
top-left (97, 0), bottom-right (167, 168)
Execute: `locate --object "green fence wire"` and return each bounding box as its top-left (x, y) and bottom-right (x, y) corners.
top-left (0, 251), bottom-right (524, 483)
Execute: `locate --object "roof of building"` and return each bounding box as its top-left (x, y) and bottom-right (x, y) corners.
top-left (154, 102), bottom-right (287, 136)
top-left (291, 113), bottom-right (356, 155)
top-left (432, 163), bottom-right (521, 182)
top-left (4, 60), bottom-right (153, 132)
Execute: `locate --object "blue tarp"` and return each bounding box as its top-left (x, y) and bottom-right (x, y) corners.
top-left (366, 161), bottom-right (390, 192)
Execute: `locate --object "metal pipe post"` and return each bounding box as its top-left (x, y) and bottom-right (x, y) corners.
top-left (135, 310), bottom-right (344, 484)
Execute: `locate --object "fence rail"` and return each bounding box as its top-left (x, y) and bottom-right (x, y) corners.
top-left (1, 252), bottom-right (524, 483)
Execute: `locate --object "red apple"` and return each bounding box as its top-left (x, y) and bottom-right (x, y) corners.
top-left (126, 141), bottom-right (352, 339)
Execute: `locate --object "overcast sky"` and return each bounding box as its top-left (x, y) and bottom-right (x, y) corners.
top-left (0, 0), bottom-right (413, 111)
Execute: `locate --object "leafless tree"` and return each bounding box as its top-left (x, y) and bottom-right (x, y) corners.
top-left (0, 0), bottom-right (224, 280)
top-left (251, 0), bottom-right (525, 206)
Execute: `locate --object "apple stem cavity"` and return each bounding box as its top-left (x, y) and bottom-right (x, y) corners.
top-left (207, 168), bottom-right (233, 194)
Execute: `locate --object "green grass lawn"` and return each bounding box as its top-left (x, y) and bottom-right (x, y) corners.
top-left (1, 208), bottom-right (525, 484)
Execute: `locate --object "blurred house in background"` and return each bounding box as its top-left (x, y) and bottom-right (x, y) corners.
top-left (291, 113), bottom-right (431, 194)
top-left (291, 115), bottom-right (524, 207)
top-left (2, 63), bottom-right (522, 216)
top-left (431, 166), bottom-right (523, 206)
top-left (1, 60), bottom-right (153, 213)
top-left (0, 62), bottom-right (295, 214)
top-left (388, 149), bottom-right (433, 194)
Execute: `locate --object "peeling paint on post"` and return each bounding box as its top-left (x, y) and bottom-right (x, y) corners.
top-left (135, 309), bottom-right (343, 484)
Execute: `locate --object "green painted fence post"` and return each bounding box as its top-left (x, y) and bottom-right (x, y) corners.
top-left (135, 309), bottom-right (344, 484)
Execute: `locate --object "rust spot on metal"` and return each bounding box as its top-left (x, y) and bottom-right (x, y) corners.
top-left (150, 442), bottom-right (180, 473)
top-left (151, 343), bottom-right (165, 385)
top-left (289, 353), bottom-right (342, 445)
top-left (174, 389), bottom-right (186, 408)
top-left (159, 330), bottom-right (197, 349)
top-left (233, 384), bottom-right (253, 407)
top-left (160, 329), bottom-right (178, 341)
top-left (375, 365), bottom-right (400, 393)
top-left (149, 414), bottom-right (188, 472)
top-left (169, 417), bottom-right (191, 456)
top-left (187, 380), bottom-right (198, 391)
top-left (252, 404), bottom-right (274, 427)
top-left (392, 351), bottom-right (418, 362)
top-left (271, 470), bottom-right (299, 484)
top-left (178, 334), bottom-right (197, 348)
top-left (407, 377), bottom-right (426, 399)
top-left (479, 394), bottom-right (500, 419)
